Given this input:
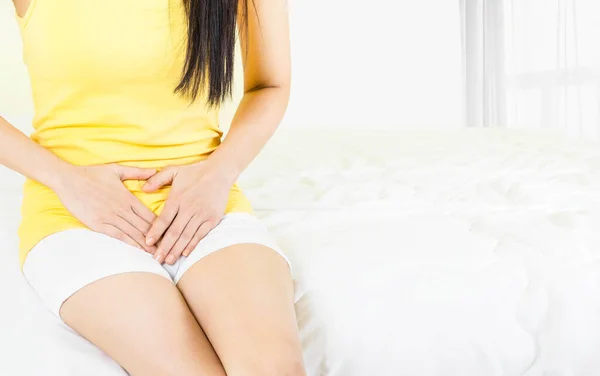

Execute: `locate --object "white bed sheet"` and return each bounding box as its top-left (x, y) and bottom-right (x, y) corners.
top-left (2, 127), bottom-right (600, 375)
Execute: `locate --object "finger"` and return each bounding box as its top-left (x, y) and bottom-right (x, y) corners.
top-left (113, 217), bottom-right (156, 253)
top-left (116, 214), bottom-right (156, 253)
top-left (129, 197), bottom-right (157, 225)
top-left (163, 215), bottom-right (204, 265)
top-left (182, 220), bottom-right (218, 258)
top-left (153, 213), bottom-right (192, 264)
top-left (146, 201), bottom-right (178, 247)
top-left (100, 224), bottom-right (143, 251)
top-left (142, 168), bottom-right (176, 192)
top-left (121, 208), bottom-right (151, 234)
top-left (111, 164), bottom-right (157, 181)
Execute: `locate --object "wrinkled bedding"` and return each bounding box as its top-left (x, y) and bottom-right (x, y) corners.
top-left (2, 127), bottom-right (600, 375)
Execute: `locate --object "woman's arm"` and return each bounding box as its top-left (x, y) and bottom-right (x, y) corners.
top-left (142, 0), bottom-right (291, 263)
top-left (0, 115), bottom-right (158, 251)
top-left (0, 116), bottom-right (69, 190)
top-left (205, 0), bottom-right (291, 182)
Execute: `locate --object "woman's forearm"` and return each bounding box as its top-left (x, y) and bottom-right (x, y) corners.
top-left (207, 85), bottom-right (290, 182)
top-left (0, 116), bottom-right (72, 190)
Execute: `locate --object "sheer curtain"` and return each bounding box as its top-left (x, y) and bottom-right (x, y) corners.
top-left (461, 0), bottom-right (600, 140)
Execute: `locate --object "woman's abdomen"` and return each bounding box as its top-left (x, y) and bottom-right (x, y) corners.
top-left (18, 178), bottom-right (252, 268)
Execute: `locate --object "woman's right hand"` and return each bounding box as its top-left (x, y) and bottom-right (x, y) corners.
top-left (53, 163), bottom-right (159, 252)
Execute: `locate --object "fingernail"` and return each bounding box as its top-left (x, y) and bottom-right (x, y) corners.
top-left (153, 253), bottom-right (161, 262)
top-left (166, 255), bottom-right (175, 264)
top-left (146, 237), bottom-right (154, 246)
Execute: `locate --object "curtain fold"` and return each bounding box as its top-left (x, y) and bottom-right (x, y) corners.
top-left (461, 0), bottom-right (506, 128)
top-left (461, 0), bottom-right (600, 139)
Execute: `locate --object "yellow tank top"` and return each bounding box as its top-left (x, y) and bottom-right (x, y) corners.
top-left (16, 0), bottom-right (252, 267)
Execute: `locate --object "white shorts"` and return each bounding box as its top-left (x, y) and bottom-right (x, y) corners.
top-left (22, 213), bottom-right (291, 319)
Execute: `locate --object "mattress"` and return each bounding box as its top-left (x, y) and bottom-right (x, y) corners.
top-left (2, 127), bottom-right (600, 375)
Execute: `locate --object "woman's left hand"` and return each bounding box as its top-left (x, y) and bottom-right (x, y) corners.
top-left (142, 161), bottom-right (233, 264)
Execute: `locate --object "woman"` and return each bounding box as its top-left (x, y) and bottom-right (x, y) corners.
top-left (5, 0), bottom-right (303, 375)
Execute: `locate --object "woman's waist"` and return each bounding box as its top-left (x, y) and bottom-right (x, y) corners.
top-left (32, 129), bottom-right (222, 168)
top-left (22, 178), bottom-right (171, 212)
top-left (21, 180), bottom-right (250, 217)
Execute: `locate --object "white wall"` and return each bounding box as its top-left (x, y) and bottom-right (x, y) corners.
top-left (0, 1), bottom-right (34, 119)
top-left (285, 1), bottom-right (464, 129)
top-left (0, 0), bottom-right (464, 131)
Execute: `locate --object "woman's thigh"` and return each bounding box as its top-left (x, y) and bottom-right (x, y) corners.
top-left (60, 272), bottom-right (225, 376)
top-left (23, 229), bottom-right (226, 376)
top-left (177, 244), bottom-right (306, 376)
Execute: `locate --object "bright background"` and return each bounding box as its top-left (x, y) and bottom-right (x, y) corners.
top-left (461, 0), bottom-right (600, 139)
top-left (0, 0), bottom-right (464, 131)
top-left (3, 2), bottom-right (600, 375)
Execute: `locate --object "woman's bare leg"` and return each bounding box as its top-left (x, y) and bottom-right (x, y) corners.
top-left (177, 244), bottom-right (306, 376)
top-left (60, 273), bottom-right (226, 376)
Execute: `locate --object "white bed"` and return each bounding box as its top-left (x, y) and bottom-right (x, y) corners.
top-left (2, 127), bottom-right (600, 375)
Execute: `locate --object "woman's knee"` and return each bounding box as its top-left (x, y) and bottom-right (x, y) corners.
top-left (148, 357), bottom-right (226, 376)
top-left (262, 357), bottom-right (306, 376)
top-left (228, 351), bottom-right (306, 376)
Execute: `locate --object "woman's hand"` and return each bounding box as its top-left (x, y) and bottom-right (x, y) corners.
top-left (142, 161), bottom-right (233, 264)
top-left (53, 164), bottom-right (158, 252)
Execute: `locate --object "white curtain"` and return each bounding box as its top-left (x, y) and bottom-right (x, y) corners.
top-left (461, 0), bottom-right (600, 140)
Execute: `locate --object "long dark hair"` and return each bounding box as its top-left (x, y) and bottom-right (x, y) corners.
top-left (175, 0), bottom-right (251, 107)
